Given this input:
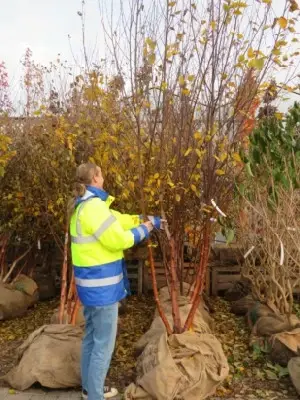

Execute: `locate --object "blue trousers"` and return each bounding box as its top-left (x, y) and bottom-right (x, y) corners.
top-left (81, 303), bottom-right (118, 400)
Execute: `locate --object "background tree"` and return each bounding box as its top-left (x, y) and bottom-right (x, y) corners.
top-left (0, 0), bottom-right (300, 332)
top-left (237, 101), bottom-right (300, 314)
top-left (95, 0), bottom-right (300, 332)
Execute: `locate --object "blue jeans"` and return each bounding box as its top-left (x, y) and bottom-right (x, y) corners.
top-left (81, 303), bottom-right (118, 400)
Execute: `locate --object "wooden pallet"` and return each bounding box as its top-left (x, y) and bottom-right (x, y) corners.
top-left (208, 265), bottom-right (300, 297)
top-left (209, 264), bottom-right (241, 296)
top-left (126, 258), bottom-right (300, 297)
top-left (126, 260), bottom-right (144, 295)
top-left (143, 261), bottom-right (211, 292)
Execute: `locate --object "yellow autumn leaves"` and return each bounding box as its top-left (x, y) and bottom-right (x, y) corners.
top-left (0, 133), bottom-right (16, 177)
top-left (215, 153), bottom-right (242, 176)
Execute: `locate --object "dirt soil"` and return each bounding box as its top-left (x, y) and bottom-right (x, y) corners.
top-left (0, 296), bottom-right (298, 399)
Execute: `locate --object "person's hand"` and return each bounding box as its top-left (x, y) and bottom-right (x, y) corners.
top-left (143, 221), bottom-right (154, 233)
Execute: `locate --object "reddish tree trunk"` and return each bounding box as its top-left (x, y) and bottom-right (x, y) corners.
top-left (183, 224), bottom-right (211, 331)
top-left (59, 229), bottom-right (69, 324)
top-left (148, 239), bottom-right (172, 335)
top-left (66, 269), bottom-right (75, 318)
top-left (71, 296), bottom-right (80, 326)
top-left (169, 237), bottom-right (182, 333)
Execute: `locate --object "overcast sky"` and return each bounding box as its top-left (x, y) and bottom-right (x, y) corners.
top-left (2, 0), bottom-right (101, 90)
top-left (1, 0), bottom-right (299, 109)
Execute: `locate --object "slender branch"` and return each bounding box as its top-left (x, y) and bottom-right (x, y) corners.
top-left (59, 227), bottom-right (69, 324)
top-left (3, 247), bottom-right (32, 284)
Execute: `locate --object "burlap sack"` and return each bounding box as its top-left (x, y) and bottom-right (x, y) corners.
top-left (252, 314), bottom-right (300, 337)
top-left (158, 283), bottom-right (190, 303)
top-left (11, 274), bottom-right (38, 296)
top-left (247, 303), bottom-right (274, 329)
top-left (135, 284), bottom-right (214, 355)
top-left (270, 328), bottom-right (300, 366)
top-left (0, 280), bottom-right (38, 321)
top-left (135, 303), bottom-right (212, 356)
top-left (1, 324), bottom-right (83, 390)
top-left (161, 284), bottom-right (212, 320)
top-left (154, 297), bottom-right (213, 329)
top-left (230, 295), bottom-right (257, 316)
top-left (288, 357), bottom-right (300, 395)
top-left (126, 332), bottom-right (229, 400)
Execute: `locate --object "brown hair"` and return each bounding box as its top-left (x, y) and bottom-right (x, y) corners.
top-left (67, 162), bottom-right (99, 220)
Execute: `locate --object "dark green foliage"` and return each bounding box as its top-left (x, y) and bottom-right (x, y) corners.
top-left (247, 102), bottom-right (300, 194)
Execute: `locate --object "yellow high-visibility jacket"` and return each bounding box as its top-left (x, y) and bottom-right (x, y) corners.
top-left (70, 186), bottom-right (159, 306)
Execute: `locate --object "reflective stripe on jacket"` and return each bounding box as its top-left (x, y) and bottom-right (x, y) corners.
top-left (70, 189), bottom-right (149, 306)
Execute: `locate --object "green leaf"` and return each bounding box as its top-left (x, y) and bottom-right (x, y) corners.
top-left (148, 53), bottom-right (156, 65)
top-left (265, 369), bottom-right (278, 380)
top-left (178, 75), bottom-right (185, 86)
top-left (249, 58), bottom-right (265, 71)
top-left (239, 183), bottom-right (245, 196)
top-left (280, 173), bottom-right (290, 189)
top-left (245, 162), bottom-right (254, 177)
top-left (278, 366), bottom-right (289, 378)
top-left (161, 81), bottom-right (167, 91)
top-left (145, 37), bottom-right (156, 51)
top-left (226, 229), bottom-right (235, 245)
top-left (231, 1), bottom-right (248, 8)
top-left (252, 148), bottom-right (261, 164)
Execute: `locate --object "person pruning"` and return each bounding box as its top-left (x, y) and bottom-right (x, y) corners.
top-left (69, 162), bottom-right (163, 400)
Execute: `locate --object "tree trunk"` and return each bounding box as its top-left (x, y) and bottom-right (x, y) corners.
top-left (66, 269), bottom-right (75, 318)
top-left (183, 224), bottom-right (211, 331)
top-left (148, 240), bottom-right (172, 335)
top-left (169, 238), bottom-right (182, 333)
top-left (71, 296), bottom-right (80, 325)
top-left (59, 229), bottom-right (69, 324)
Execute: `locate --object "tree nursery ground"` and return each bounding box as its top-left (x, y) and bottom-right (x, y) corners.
top-left (0, 295), bottom-right (298, 399)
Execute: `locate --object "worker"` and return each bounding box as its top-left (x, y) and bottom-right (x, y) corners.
top-left (69, 162), bottom-right (163, 400)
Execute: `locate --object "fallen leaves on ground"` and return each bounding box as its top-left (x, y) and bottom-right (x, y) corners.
top-left (212, 297), bottom-right (298, 399)
top-left (0, 295), bottom-right (153, 390)
top-left (0, 295), bottom-right (298, 399)
top-left (0, 299), bottom-right (58, 378)
top-left (107, 296), bottom-right (155, 390)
